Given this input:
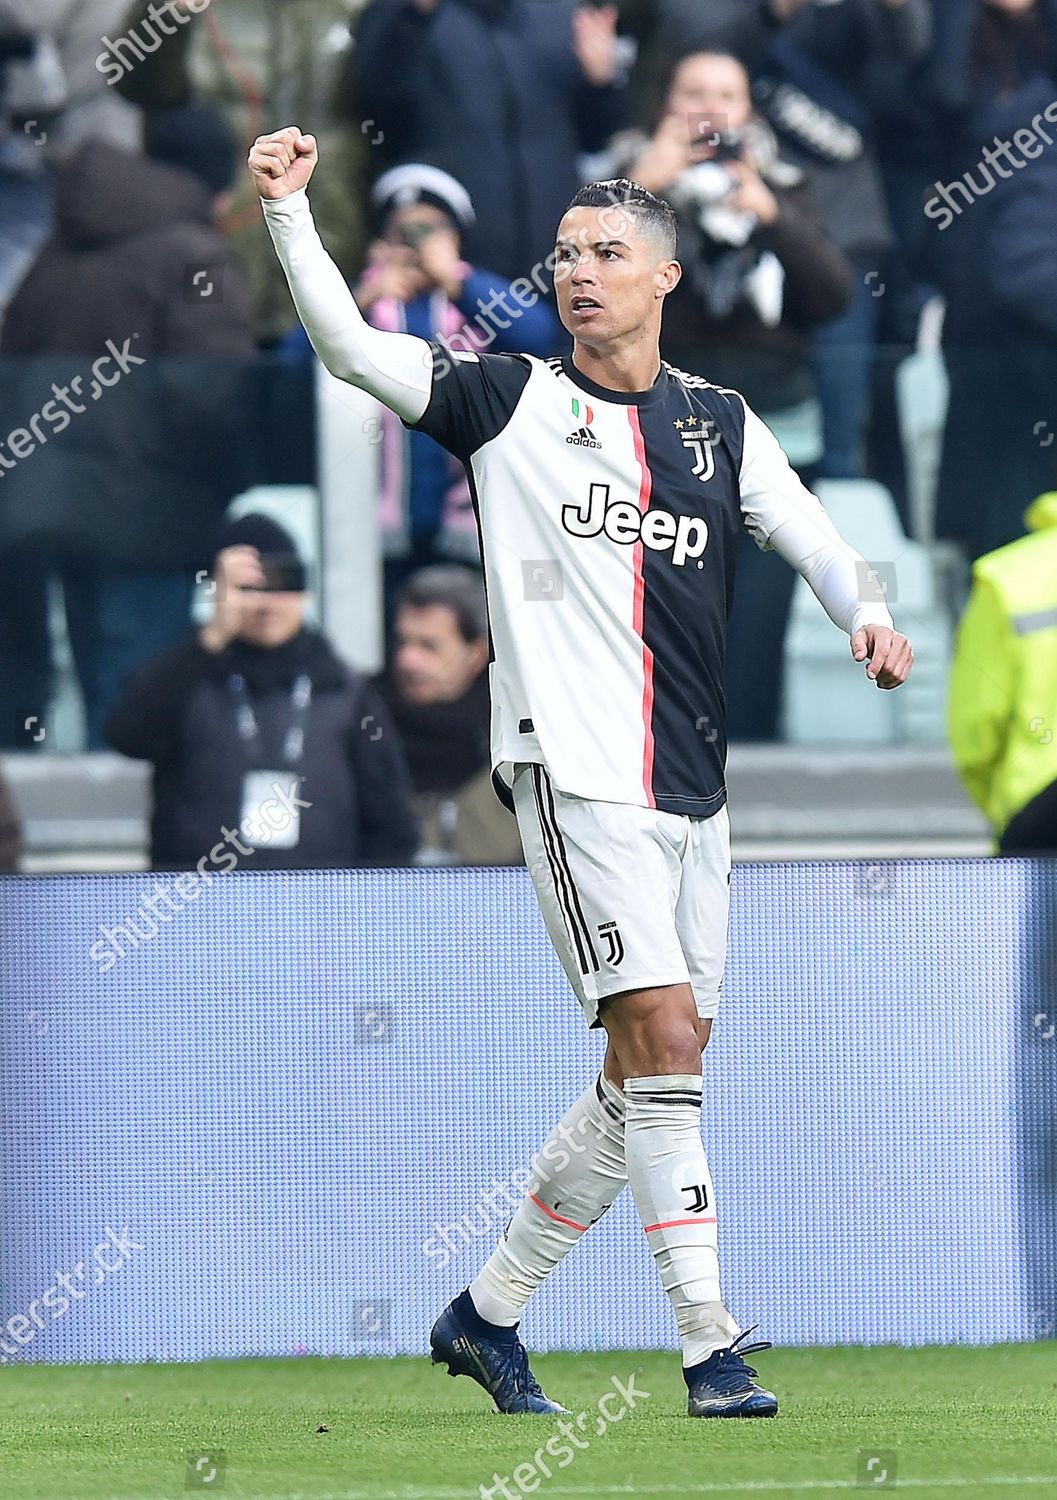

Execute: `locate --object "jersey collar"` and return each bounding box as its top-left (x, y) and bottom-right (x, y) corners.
top-left (560, 355), bottom-right (668, 408)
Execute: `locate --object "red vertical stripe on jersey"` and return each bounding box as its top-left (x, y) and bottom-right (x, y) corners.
top-left (627, 408), bottom-right (657, 808)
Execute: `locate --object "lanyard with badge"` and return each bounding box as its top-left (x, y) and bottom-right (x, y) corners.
top-left (230, 671), bottom-right (312, 849)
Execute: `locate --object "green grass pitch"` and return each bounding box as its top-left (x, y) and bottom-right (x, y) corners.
top-left (2, 1345), bottom-right (1056, 1500)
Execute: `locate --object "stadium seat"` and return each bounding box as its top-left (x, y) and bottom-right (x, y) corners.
top-left (782, 479), bottom-right (952, 744)
top-left (896, 346), bottom-right (950, 542)
top-left (764, 397), bottom-right (823, 470)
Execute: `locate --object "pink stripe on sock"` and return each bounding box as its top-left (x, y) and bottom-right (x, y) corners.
top-left (644, 1217), bottom-right (718, 1232)
top-left (528, 1192), bottom-right (588, 1233)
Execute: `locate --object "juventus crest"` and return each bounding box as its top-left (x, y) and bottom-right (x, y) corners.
top-left (681, 1183), bottom-right (711, 1213)
top-left (597, 920), bottom-right (625, 966)
top-left (673, 417), bottom-right (717, 483)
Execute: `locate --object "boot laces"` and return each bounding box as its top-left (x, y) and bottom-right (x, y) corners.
top-left (708, 1325), bottom-right (772, 1391)
top-left (510, 1339), bottom-right (545, 1398)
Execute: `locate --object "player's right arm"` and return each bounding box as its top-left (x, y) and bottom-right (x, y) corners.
top-left (248, 127), bottom-right (432, 423)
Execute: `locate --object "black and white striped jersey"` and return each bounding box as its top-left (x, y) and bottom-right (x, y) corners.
top-left (260, 190), bottom-right (892, 821)
top-left (410, 348), bottom-right (867, 818)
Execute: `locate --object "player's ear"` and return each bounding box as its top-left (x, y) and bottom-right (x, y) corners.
top-left (655, 259), bottom-right (681, 298)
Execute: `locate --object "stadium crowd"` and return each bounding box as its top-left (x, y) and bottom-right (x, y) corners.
top-left (1, 0), bottom-right (1056, 864)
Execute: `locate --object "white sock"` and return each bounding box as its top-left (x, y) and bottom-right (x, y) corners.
top-left (623, 1073), bottom-right (740, 1366)
top-left (469, 1073), bottom-right (627, 1326)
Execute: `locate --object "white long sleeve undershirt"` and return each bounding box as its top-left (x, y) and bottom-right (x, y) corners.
top-left (262, 188), bottom-right (432, 421)
top-left (769, 511), bottom-right (893, 639)
top-left (737, 403), bottom-right (893, 637)
top-left (262, 189), bottom-right (894, 641)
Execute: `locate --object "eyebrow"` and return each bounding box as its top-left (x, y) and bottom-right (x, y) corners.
top-left (554, 237), bottom-right (632, 252)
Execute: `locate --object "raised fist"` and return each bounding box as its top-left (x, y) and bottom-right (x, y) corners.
top-left (248, 127), bottom-right (319, 201)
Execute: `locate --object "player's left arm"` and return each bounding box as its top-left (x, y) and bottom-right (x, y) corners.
top-left (737, 402), bottom-right (914, 690)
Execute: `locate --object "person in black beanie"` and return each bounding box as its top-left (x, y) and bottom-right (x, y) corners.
top-left (105, 513), bottom-right (419, 870)
top-left (145, 102), bottom-right (240, 218)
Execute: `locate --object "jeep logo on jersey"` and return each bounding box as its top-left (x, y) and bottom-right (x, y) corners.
top-left (567, 397), bottom-right (601, 448)
top-left (562, 482), bottom-right (709, 566)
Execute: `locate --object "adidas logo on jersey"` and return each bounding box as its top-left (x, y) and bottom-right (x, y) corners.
top-left (566, 397), bottom-right (601, 448)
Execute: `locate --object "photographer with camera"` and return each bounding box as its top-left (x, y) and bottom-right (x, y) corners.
top-left (609, 50), bottom-right (852, 417)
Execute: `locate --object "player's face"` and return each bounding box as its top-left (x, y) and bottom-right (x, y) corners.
top-left (553, 208), bottom-right (678, 347)
top-left (237, 590), bottom-right (306, 649)
top-left (394, 603), bottom-right (488, 705)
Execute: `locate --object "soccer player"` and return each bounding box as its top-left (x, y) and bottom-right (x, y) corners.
top-left (250, 128), bottom-right (913, 1419)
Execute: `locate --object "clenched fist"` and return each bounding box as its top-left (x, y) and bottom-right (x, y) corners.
top-left (248, 127), bottom-right (318, 201)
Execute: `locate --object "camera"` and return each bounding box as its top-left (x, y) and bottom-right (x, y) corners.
top-left (692, 129), bottom-right (744, 163)
top-left (396, 222), bottom-right (439, 250)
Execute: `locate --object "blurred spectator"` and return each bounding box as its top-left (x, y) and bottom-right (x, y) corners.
top-left (3, 1), bottom-right (140, 156)
top-left (105, 514), bottom-right (419, 871)
top-left (0, 106), bottom-right (254, 750)
top-left (0, 1), bottom-right (139, 315)
top-left (922, 5), bottom-right (1057, 561)
top-left (347, 0), bottom-right (632, 281)
top-left (761, 0), bottom-right (931, 481)
top-left (948, 491), bottom-right (1057, 853)
top-left (651, 0), bottom-right (931, 478)
top-left (605, 50), bottom-right (853, 413)
top-left (0, 757), bottom-right (22, 870)
top-left (282, 164), bottom-right (558, 638)
top-left (373, 566), bottom-right (522, 865)
top-left (921, 0), bottom-right (1057, 119)
top-left (109, 0), bottom-right (200, 113)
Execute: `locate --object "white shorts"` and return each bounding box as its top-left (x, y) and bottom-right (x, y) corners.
top-left (512, 763), bottom-right (731, 1029)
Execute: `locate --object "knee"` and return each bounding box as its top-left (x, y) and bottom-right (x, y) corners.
top-left (627, 1013), bottom-right (701, 1078)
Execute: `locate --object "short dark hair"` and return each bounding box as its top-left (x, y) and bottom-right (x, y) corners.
top-left (562, 178), bottom-right (678, 261)
top-left (397, 565), bottom-right (488, 643)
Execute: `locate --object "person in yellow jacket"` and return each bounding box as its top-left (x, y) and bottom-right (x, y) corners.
top-left (948, 491), bottom-right (1057, 853)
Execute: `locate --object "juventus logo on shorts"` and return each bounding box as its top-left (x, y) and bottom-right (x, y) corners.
top-left (681, 1183), bottom-right (710, 1213)
top-left (597, 920), bottom-right (625, 967)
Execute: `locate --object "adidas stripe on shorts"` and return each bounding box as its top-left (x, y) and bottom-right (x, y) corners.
top-left (512, 762), bottom-right (731, 1029)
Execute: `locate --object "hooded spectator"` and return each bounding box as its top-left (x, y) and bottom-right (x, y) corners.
top-left (105, 513), bottom-right (419, 870)
top-left (0, 107), bottom-right (254, 749)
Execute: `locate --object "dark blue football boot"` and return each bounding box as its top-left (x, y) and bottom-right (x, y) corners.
top-left (685, 1326), bottom-right (779, 1418)
top-left (430, 1289), bottom-right (568, 1415)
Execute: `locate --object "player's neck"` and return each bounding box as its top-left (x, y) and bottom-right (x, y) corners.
top-left (570, 339), bottom-right (661, 396)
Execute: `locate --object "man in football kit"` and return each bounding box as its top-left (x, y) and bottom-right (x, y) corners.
top-left (249, 127), bottom-right (913, 1420)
